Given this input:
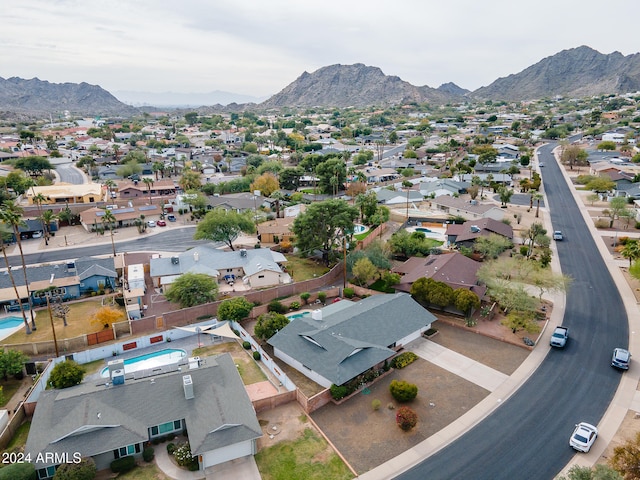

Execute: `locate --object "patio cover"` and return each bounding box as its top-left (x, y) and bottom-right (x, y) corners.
top-left (174, 322), bottom-right (238, 340)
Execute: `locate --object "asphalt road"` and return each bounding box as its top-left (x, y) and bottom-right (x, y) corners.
top-left (397, 142), bottom-right (628, 479)
top-left (9, 227), bottom-right (212, 266)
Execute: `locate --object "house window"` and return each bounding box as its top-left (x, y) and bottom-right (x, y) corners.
top-left (37, 465), bottom-right (57, 479)
top-left (149, 419), bottom-right (182, 438)
top-left (89, 197), bottom-right (94, 202)
top-left (114, 443), bottom-right (141, 459)
top-left (258, 275), bottom-right (264, 279)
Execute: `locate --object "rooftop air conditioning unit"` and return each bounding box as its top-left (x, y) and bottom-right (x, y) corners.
top-left (240, 249), bottom-right (247, 257)
top-left (171, 257), bottom-right (179, 265)
top-left (111, 369), bottom-right (125, 386)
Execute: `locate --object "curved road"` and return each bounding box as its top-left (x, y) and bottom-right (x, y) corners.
top-left (398, 143), bottom-right (628, 479)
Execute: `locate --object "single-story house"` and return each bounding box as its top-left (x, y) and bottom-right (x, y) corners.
top-left (375, 189), bottom-right (424, 205)
top-left (0, 256), bottom-right (116, 310)
top-left (419, 179), bottom-right (469, 198)
top-left (257, 216), bottom-right (296, 244)
top-left (445, 217), bottom-right (514, 248)
top-left (25, 353), bottom-right (262, 479)
top-left (26, 183), bottom-right (103, 205)
top-left (268, 293), bottom-right (436, 388)
top-left (205, 192), bottom-right (268, 213)
top-left (116, 178), bottom-right (177, 200)
top-left (393, 253), bottom-right (486, 300)
top-left (79, 205), bottom-right (161, 232)
top-left (430, 195), bottom-right (505, 221)
top-left (149, 245), bottom-right (290, 289)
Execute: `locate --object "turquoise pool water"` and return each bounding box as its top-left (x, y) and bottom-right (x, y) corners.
top-left (287, 312), bottom-right (311, 320)
top-left (0, 317), bottom-right (24, 330)
top-left (354, 224), bottom-right (366, 234)
top-left (416, 227), bottom-right (433, 233)
top-left (101, 348), bottom-right (187, 378)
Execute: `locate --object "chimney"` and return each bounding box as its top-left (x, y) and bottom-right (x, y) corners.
top-left (311, 309), bottom-right (322, 321)
top-left (183, 375), bottom-right (194, 399)
top-left (193, 252), bottom-right (199, 262)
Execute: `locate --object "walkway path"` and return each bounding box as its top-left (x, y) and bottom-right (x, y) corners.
top-left (409, 339), bottom-right (508, 392)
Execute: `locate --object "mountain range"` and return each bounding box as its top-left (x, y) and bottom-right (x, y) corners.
top-left (2, 46), bottom-right (640, 116)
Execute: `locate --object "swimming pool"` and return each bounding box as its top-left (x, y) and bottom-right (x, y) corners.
top-left (416, 227), bottom-right (433, 233)
top-left (0, 317), bottom-right (24, 330)
top-left (287, 312), bottom-right (311, 320)
top-left (354, 224), bottom-right (367, 234)
top-left (101, 348), bottom-right (187, 378)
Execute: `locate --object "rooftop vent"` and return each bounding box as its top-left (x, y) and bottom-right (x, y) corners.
top-left (240, 249), bottom-right (247, 257)
top-left (470, 225), bottom-right (481, 233)
top-left (311, 309), bottom-right (322, 321)
top-left (193, 252), bottom-right (199, 262)
top-left (183, 375), bottom-right (194, 399)
top-left (171, 257), bottom-right (179, 265)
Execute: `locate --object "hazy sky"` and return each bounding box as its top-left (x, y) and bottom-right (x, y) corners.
top-left (3, 0), bottom-right (640, 98)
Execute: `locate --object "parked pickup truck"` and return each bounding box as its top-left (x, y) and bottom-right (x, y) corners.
top-left (550, 326), bottom-right (569, 348)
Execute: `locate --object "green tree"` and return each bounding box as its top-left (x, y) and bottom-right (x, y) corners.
top-left (355, 191), bottom-right (378, 225)
top-left (116, 160), bottom-right (142, 178)
top-left (165, 273), bottom-right (218, 308)
top-left (525, 222), bottom-right (547, 258)
top-left (382, 271), bottom-right (401, 290)
top-left (473, 146), bottom-right (498, 164)
top-left (560, 144), bottom-right (589, 170)
top-left (474, 233), bottom-right (513, 259)
top-left (194, 209), bottom-right (255, 251)
top-left (142, 177), bottom-right (154, 205)
top-left (217, 297), bottom-right (254, 322)
top-left (53, 457), bottom-right (97, 480)
top-left (185, 112), bottom-right (198, 125)
top-left (610, 430), bottom-right (640, 479)
top-left (352, 257), bottom-right (378, 286)
top-left (602, 197), bottom-right (630, 228)
top-left (179, 170), bottom-right (202, 191)
top-left (48, 360), bottom-right (85, 389)
top-left (0, 349), bottom-right (28, 380)
top-left (14, 155), bottom-right (54, 178)
top-left (291, 199), bottom-right (358, 265)
top-left (585, 176), bottom-right (615, 193)
top-left (621, 240), bottom-right (640, 267)
top-left (0, 201), bottom-right (36, 330)
top-left (0, 462), bottom-right (36, 480)
top-left (597, 140), bottom-right (617, 151)
top-left (315, 158), bottom-right (347, 195)
top-left (254, 312), bottom-right (289, 341)
top-left (497, 186), bottom-right (514, 207)
top-left (452, 289), bottom-right (480, 320)
top-left (250, 172), bottom-right (279, 197)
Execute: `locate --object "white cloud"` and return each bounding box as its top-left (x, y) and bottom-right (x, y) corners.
top-left (2, 0), bottom-right (639, 98)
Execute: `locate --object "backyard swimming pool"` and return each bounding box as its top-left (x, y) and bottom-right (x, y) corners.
top-left (354, 224), bottom-right (367, 234)
top-left (287, 312), bottom-right (311, 320)
top-left (0, 317), bottom-right (24, 329)
top-left (416, 227), bottom-right (433, 233)
top-left (101, 348), bottom-right (187, 378)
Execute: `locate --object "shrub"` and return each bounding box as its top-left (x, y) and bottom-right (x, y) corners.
top-left (389, 379), bottom-right (418, 402)
top-left (142, 447), bottom-right (155, 462)
top-left (343, 287), bottom-right (355, 298)
top-left (53, 457), bottom-right (97, 480)
top-left (252, 351), bottom-right (261, 361)
top-left (300, 292), bottom-right (311, 304)
top-left (371, 399), bottom-right (381, 411)
top-left (519, 245), bottom-right (529, 256)
top-left (167, 443), bottom-right (176, 455)
top-left (289, 301), bottom-right (300, 310)
top-left (267, 300), bottom-right (287, 314)
top-left (594, 218), bottom-right (609, 229)
top-left (110, 456), bottom-right (136, 474)
top-left (48, 360), bottom-right (85, 389)
top-left (242, 341), bottom-right (251, 350)
top-left (317, 292), bottom-right (327, 304)
top-left (173, 442), bottom-right (198, 470)
top-left (330, 384), bottom-right (348, 400)
top-left (396, 406), bottom-right (418, 431)
top-left (390, 352), bottom-right (418, 369)
top-left (0, 462), bottom-right (36, 480)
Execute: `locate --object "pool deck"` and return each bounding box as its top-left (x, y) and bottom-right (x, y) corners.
top-left (0, 316), bottom-right (29, 342)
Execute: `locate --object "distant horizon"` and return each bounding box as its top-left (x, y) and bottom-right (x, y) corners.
top-left (3, 1), bottom-right (640, 98)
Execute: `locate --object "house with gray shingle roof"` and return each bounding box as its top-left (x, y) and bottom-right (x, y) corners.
top-left (150, 244), bottom-right (289, 289)
top-left (25, 353), bottom-right (262, 478)
top-left (431, 195), bottom-right (505, 221)
top-left (0, 256), bottom-right (116, 309)
top-left (268, 293), bottom-right (436, 388)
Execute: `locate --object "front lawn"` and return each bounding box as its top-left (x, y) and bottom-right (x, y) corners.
top-left (3, 299), bottom-right (125, 345)
top-left (114, 462), bottom-right (170, 480)
top-left (255, 428), bottom-right (354, 480)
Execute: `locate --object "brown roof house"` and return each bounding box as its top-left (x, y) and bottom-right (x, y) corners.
top-left (446, 218), bottom-right (513, 249)
top-left (393, 252), bottom-right (486, 300)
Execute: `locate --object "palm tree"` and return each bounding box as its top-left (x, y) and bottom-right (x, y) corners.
top-left (32, 192), bottom-right (48, 243)
top-left (621, 241), bottom-right (640, 267)
top-left (0, 225), bottom-right (30, 334)
top-left (40, 209), bottom-right (57, 245)
top-left (103, 179), bottom-right (116, 201)
top-left (102, 209), bottom-right (117, 257)
top-left (0, 201), bottom-right (36, 330)
top-left (143, 178), bottom-right (154, 205)
top-left (532, 191), bottom-right (544, 218)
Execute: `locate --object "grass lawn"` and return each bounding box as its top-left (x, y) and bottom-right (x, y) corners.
top-left (115, 462), bottom-right (170, 480)
top-left (255, 428), bottom-right (354, 480)
top-left (3, 300), bottom-right (125, 345)
top-left (192, 341), bottom-right (266, 385)
top-left (285, 256), bottom-right (329, 282)
top-left (3, 421), bottom-right (30, 453)
top-left (0, 377), bottom-right (25, 408)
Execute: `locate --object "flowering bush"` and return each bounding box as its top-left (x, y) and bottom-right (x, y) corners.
top-left (173, 442), bottom-right (198, 470)
top-left (396, 406), bottom-right (418, 431)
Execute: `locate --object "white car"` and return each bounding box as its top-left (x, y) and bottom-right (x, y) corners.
top-left (147, 220), bottom-right (156, 228)
top-left (553, 231), bottom-right (563, 241)
top-left (569, 422), bottom-right (598, 452)
top-left (32, 231), bottom-right (43, 239)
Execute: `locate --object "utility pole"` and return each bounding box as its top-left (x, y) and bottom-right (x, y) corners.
top-left (342, 236), bottom-right (347, 290)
